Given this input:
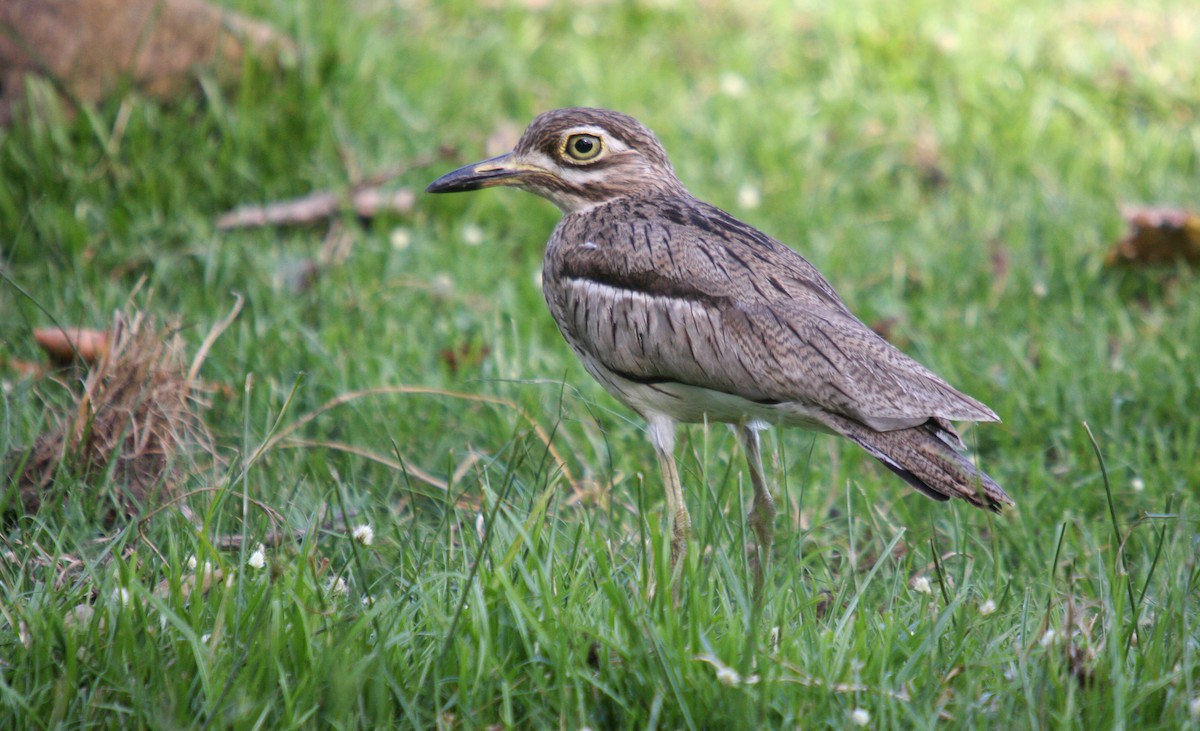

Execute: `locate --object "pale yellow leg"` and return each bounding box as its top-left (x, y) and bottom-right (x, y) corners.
top-left (647, 415), bottom-right (690, 573)
top-left (738, 425), bottom-right (776, 588)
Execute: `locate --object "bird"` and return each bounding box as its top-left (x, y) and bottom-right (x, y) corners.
top-left (427, 107), bottom-right (1011, 574)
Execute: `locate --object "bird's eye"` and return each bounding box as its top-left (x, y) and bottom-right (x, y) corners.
top-left (564, 134), bottom-right (603, 162)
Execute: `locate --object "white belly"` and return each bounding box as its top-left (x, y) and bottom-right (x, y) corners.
top-left (581, 358), bottom-right (832, 433)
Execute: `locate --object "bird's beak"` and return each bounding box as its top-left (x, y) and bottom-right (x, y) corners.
top-left (426, 152), bottom-right (539, 194)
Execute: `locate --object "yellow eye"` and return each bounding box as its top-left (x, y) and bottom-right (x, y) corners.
top-left (563, 133), bottom-right (603, 162)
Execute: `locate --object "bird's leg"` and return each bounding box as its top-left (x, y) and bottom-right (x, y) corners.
top-left (738, 425), bottom-right (776, 590)
top-left (648, 416), bottom-right (690, 576)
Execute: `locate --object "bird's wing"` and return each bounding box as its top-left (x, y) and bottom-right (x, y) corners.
top-left (546, 198), bottom-right (998, 431)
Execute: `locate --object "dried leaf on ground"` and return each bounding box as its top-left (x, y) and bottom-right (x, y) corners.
top-left (1106, 205), bottom-right (1200, 266)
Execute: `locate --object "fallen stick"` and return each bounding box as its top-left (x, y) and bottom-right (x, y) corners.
top-left (215, 148), bottom-right (452, 229)
top-left (216, 187), bottom-right (416, 229)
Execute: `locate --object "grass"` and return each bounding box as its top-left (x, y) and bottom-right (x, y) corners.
top-left (1, 0), bottom-right (1198, 727)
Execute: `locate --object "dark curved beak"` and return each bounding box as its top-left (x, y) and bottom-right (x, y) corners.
top-left (426, 152), bottom-right (533, 194)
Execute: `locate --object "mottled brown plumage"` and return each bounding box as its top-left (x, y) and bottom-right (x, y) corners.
top-left (428, 107), bottom-right (1011, 570)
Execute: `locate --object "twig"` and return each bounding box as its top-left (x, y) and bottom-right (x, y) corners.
top-left (273, 437), bottom-right (450, 491)
top-left (188, 293), bottom-right (244, 382)
top-left (215, 188), bottom-right (415, 229)
top-left (214, 148), bottom-right (452, 230)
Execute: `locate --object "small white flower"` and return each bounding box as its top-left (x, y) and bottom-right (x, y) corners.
top-left (912, 576), bottom-right (932, 594)
top-left (389, 227), bottom-right (412, 251)
top-left (979, 599), bottom-right (997, 616)
top-left (851, 707), bottom-right (870, 726)
top-left (1040, 629), bottom-right (1058, 648)
top-left (351, 524), bottom-right (374, 546)
top-left (718, 71), bottom-right (749, 98)
top-left (247, 544), bottom-right (266, 570)
top-left (1131, 477), bottom-right (1145, 492)
top-left (200, 633), bottom-right (211, 644)
top-left (361, 594), bottom-right (374, 607)
top-left (186, 555), bottom-right (198, 571)
top-left (1189, 695), bottom-right (1200, 718)
top-left (462, 224), bottom-right (485, 247)
top-left (327, 576), bottom-right (349, 596)
top-left (736, 183), bottom-right (761, 210)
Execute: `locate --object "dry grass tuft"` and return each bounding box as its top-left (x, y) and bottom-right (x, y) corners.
top-left (8, 310), bottom-right (216, 523)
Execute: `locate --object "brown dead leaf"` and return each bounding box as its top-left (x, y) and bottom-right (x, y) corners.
top-left (33, 327), bottom-right (110, 365)
top-left (1107, 205), bottom-right (1200, 266)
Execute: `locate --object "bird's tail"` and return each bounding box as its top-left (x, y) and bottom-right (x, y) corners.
top-left (824, 415), bottom-right (1013, 512)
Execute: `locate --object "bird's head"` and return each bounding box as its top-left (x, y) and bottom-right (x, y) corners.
top-left (426, 108), bottom-right (686, 213)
